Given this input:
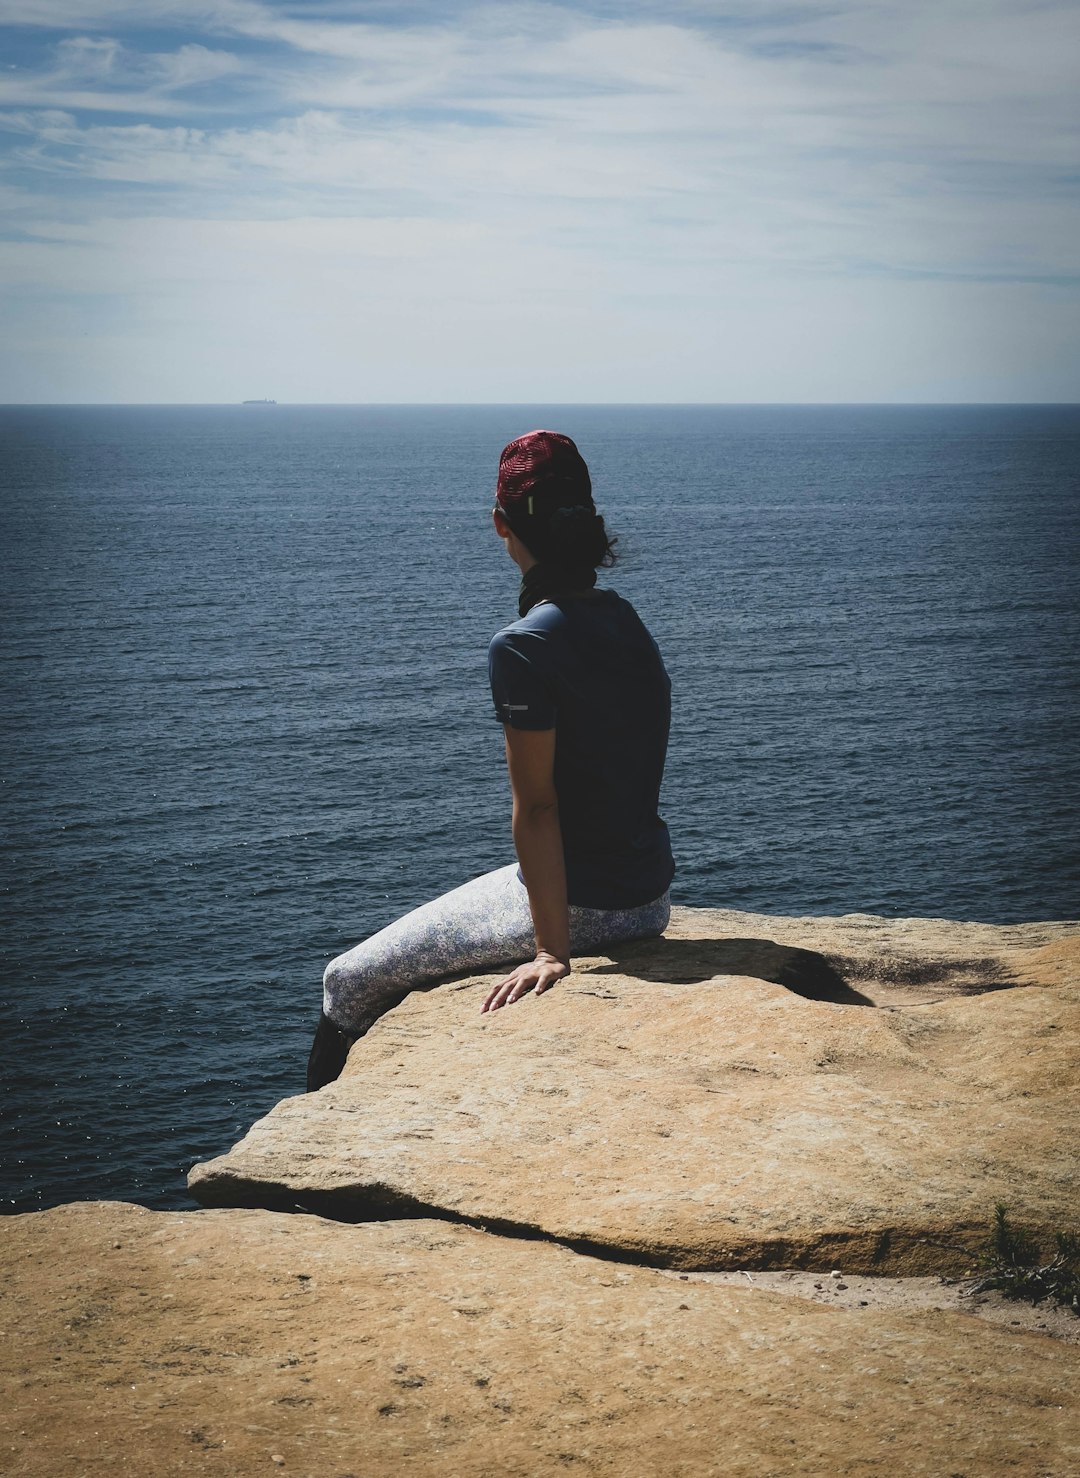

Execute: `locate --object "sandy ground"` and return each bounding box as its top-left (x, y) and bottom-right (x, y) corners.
top-left (5, 1204), bottom-right (1079, 1478)
top-left (668, 1266), bottom-right (1080, 1344)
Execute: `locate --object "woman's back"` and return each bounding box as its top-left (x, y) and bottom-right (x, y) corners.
top-left (489, 588), bottom-right (674, 909)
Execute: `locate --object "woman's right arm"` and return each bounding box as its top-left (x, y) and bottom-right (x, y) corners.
top-left (480, 725), bottom-right (571, 1012)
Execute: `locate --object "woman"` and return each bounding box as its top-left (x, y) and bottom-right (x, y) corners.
top-left (307, 430), bottom-right (674, 1090)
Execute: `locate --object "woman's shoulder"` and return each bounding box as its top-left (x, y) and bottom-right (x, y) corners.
top-left (490, 599), bottom-right (569, 643)
top-left (488, 607), bottom-right (559, 667)
top-left (490, 589), bottom-right (653, 649)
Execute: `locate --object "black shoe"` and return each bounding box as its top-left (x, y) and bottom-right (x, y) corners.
top-left (306, 1010), bottom-right (358, 1092)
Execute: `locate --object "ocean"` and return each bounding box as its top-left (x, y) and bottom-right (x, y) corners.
top-left (2, 404), bottom-right (1078, 1213)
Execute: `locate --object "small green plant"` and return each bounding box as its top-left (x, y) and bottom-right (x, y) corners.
top-left (969, 1203), bottom-right (1080, 1312)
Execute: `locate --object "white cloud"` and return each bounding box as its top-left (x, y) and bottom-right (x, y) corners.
top-left (0, 33), bottom-right (244, 114)
top-left (0, 0), bottom-right (1077, 400)
top-left (0, 1), bottom-right (263, 26)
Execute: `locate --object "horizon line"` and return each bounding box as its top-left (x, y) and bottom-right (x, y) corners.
top-left (2, 400), bottom-right (1078, 410)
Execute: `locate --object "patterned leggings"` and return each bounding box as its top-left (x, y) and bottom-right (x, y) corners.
top-left (322, 862), bottom-right (671, 1033)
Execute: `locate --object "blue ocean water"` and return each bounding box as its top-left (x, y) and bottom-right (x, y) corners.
top-left (2, 404), bottom-right (1078, 1214)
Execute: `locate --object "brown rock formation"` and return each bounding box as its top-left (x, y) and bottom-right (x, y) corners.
top-left (2, 1202), bottom-right (1078, 1478)
top-left (188, 908), bottom-right (1080, 1273)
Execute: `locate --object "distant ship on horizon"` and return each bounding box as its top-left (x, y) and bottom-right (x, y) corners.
top-left (242, 398), bottom-right (277, 405)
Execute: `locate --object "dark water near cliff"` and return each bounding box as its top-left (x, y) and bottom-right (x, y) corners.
top-left (2, 404), bottom-right (1078, 1213)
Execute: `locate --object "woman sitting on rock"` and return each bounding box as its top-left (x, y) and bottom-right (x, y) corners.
top-left (307, 430), bottom-right (675, 1090)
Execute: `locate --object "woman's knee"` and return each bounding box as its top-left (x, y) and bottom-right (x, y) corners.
top-left (322, 946), bottom-right (407, 1031)
top-left (322, 953), bottom-right (359, 1024)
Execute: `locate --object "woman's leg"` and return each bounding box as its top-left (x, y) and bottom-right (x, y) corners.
top-left (308, 869), bottom-right (671, 1089)
top-left (324, 869), bottom-right (671, 1034)
top-left (568, 891), bottom-right (671, 954)
top-left (321, 863), bottom-right (535, 1034)
top-left (308, 863), bottom-right (535, 1090)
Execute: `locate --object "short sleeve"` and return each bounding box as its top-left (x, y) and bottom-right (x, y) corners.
top-left (488, 629), bottom-right (557, 729)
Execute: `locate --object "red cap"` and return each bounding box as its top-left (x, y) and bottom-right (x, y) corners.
top-left (496, 430), bottom-right (593, 517)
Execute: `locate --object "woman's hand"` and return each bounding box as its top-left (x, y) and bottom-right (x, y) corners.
top-left (481, 951), bottom-right (570, 1013)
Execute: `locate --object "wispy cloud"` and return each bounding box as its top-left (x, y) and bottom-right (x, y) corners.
top-left (0, 35), bottom-right (245, 116)
top-left (0, 0), bottom-right (1077, 400)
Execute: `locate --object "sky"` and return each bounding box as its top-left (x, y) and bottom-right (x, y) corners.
top-left (0, 0), bottom-right (1077, 403)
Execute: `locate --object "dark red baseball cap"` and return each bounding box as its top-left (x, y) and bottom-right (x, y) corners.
top-left (495, 430), bottom-right (593, 519)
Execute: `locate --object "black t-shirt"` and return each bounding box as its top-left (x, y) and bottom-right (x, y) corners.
top-left (488, 588), bottom-right (675, 909)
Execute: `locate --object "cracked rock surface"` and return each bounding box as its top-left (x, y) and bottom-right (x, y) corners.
top-left (188, 908), bottom-right (1079, 1273)
top-left (2, 1202), bottom-right (1079, 1478)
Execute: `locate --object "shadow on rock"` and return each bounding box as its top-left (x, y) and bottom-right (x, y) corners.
top-left (593, 937), bottom-right (875, 1006)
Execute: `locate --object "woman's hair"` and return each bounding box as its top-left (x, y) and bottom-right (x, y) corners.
top-left (496, 429), bottom-right (617, 571)
top-left (527, 501), bottom-right (616, 570)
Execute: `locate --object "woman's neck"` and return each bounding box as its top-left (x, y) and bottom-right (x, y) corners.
top-left (518, 561), bottom-right (597, 617)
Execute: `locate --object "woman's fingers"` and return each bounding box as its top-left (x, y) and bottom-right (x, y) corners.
top-left (480, 975), bottom-right (513, 1012)
top-left (480, 958), bottom-right (567, 1012)
top-left (481, 969), bottom-right (533, 1012)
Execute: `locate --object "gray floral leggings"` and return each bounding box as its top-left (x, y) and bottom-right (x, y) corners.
top-left (322, 862), bottom-right (671, 1033)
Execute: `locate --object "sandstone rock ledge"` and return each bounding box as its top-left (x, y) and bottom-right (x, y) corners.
top-left (189, 908), bottom-right (1080, 1274)
top-left (3, 1202), bottom-right (1079, 1478)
